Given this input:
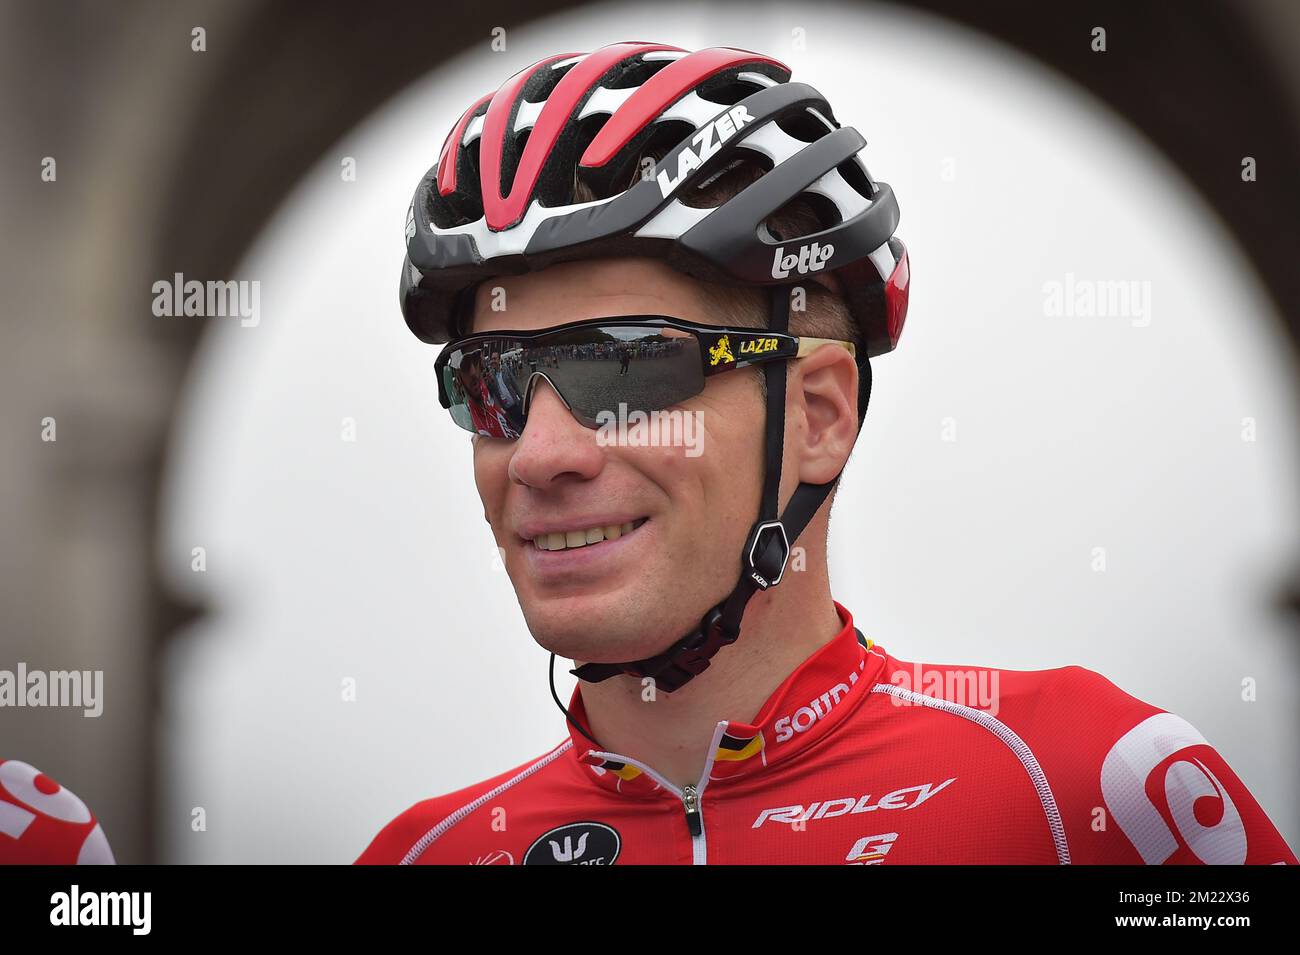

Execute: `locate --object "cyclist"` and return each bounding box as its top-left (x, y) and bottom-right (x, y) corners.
top-left (359, 41), bottom-right (1296, 865)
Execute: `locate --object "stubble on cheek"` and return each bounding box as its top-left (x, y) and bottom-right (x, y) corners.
top-left (470, 439), bottom-right (512, 558)
top-left (643, 419), bottom-right (740, 630)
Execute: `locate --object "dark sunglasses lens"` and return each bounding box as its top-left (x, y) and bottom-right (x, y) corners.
top-left (541, 326), bottom-right (704, 427)
top-left (441, 339), bottom-right (529, 438)
top-left (440, 326), bottom-right (704, 436)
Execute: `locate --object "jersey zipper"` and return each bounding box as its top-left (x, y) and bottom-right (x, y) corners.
top-left (681, 785), bottom-right (702, 837)
top-left (587, 721), bottom-right (726, 865)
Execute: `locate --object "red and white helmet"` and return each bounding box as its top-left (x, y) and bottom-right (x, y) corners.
top-left (400, 40), bottom-right (909, 355)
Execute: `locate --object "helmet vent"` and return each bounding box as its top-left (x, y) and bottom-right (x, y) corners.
top-left (568, 114), bottom-right (613, 202)
top-left (836, 155), bottom-right (877, 200)
top-left (763, 190), bottom-right (842, 241)
top-left (605, 54), bottom-right (675, 89)
top-left (523, 62), bottom-right (575, 103)
top-left (573, 112), bottom-right (611, 155)
top-left (775, 108), bottom-right (834, 144)
top-left (428, 189), bottom-right (475, 230)
top-left (572, 118), bottom-right (694, 204)
top-left (464, 135), bottom-right (483, 178)
top-left (428, 136), bottom-right (485, 228)
top-left (695, 72), bottom-right (766, 106)
top-left (499, 128), bottom-right (530, 197)
top-left (678, 147), bottom-right (771, 209)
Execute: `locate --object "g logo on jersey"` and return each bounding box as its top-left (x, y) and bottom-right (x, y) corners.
top-left (1100, 713), bottom-right (1247, 865)
top-left (845, 832), bottom-right (898, 865)
top-left (523, 822), bottom-right (621, 865)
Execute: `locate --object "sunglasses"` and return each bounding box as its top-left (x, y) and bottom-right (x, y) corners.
top-left (433, 315), bottom-right (855, 439)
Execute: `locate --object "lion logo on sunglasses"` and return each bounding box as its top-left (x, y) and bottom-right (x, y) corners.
top-left (708, 336), bottom-right (735, 367)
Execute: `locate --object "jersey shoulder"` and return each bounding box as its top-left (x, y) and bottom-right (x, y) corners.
top-left (873, 653), bottom-right (1296, 864)
top-left (874, 652), bottom-right (1162, 802)
top-left (877, 650), bottom-right (1172, 755)
top-left (354, 740), bottom-right (571, 865)
top-left (873, 649), bottom-right (1155, 739)
top-left (1020, 664), bottom-right (1296, 864)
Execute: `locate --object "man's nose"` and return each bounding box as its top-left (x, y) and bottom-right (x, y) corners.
top-left (507, 375), bottom-right (603, 489)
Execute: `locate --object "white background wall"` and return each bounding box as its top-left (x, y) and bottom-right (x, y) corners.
top-left (157, 0), bottom-right (1300, 861)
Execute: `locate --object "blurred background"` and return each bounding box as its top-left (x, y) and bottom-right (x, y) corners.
top-left (1, 0), bottom-right (1297, 863)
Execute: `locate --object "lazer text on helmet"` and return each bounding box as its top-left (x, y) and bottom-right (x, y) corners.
top-left (655, 105), bottom-right (756, 198)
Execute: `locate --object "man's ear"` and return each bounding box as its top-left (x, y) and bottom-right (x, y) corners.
top-left (792, 344), bottom-right (858, 486)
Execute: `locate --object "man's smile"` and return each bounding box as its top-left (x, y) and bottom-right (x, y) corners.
top-left (522, 516), bottom-right (650, 551)
top-left (518, 516), bottom-right (652, 581)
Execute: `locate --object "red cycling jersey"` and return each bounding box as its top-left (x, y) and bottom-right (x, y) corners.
top-left (357, 601), bottom-right (1297, 865)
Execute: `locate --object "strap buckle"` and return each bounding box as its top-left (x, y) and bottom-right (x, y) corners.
top-left (744, 519), bottom-right (791, 590)
top-left (648, 604), bottom-right (737, 692)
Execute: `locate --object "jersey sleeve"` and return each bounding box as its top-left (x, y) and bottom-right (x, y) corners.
top-left (354, 756), bottom-right (543, 864)
top-left (355, 795), bottom-right (453, 865)
top-left (0, 759), bottom-right (116, 865)
top-left (1011, 666), bottom-right (1297, 865)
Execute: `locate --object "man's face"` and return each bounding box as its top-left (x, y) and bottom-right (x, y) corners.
top-left (469, 257), bottom-right (772, 665)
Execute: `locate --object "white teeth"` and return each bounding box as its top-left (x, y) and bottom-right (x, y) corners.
top-left (532, 519), bottom-right (646, 551)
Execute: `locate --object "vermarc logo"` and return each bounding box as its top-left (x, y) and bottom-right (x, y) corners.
top-left (523, 821), bottom-right (622, 865)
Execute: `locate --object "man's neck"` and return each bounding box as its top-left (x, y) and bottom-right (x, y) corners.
top-left (572, 569), bottom-right (845, 788)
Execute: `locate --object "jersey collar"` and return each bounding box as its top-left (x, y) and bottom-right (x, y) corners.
top-left (565, 600), bottom-right (885, 796)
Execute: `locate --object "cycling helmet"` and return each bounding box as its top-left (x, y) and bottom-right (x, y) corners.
top-left (399, 41), bottom-right (910, 706)
top-left (400, 40), bottom-right (909, 354)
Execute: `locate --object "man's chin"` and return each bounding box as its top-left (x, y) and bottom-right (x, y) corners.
top-left (523, 598), bottom-right (688, 666)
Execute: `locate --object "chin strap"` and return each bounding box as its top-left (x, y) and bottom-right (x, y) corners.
top-left (568, 284), bottom-right (837, 694)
